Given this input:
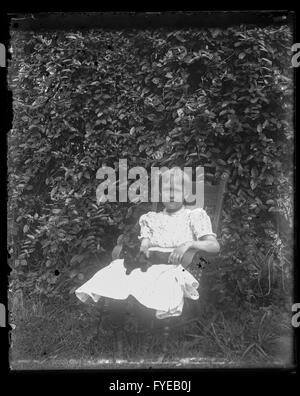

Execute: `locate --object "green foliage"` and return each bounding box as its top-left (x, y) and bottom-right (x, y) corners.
top-left (8, 26), bottom-right (293, 310)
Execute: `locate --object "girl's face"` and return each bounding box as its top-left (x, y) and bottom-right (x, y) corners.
top-left (162, 173), bottom-right (186, 212)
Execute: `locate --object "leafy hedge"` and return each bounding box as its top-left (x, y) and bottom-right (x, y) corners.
top-left (8, 26), bottom-right (293, 310)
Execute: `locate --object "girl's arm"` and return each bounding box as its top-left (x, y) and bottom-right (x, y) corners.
top-left (168, 235), bottom-right (220, 264)
top-left (189, 235), bottom-right (220, 255)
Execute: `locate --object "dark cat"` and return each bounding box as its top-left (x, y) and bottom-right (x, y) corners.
top-left (121, 244), bottom-right (151, 275)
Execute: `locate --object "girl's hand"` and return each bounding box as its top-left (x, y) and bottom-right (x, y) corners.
top-left (140, 238), bottom-right (151, 258)
top-left (168, 242), bottom-right (192, 264)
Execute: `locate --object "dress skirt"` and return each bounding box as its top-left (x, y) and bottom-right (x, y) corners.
top-left (75, 259), bottom-right (200, 319)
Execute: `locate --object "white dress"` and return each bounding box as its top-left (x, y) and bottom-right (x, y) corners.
top-left (75, 206), bottom-right (216, 319)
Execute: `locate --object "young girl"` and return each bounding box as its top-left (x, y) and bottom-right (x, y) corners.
top-left (75, 168), bottom-right (220, 319)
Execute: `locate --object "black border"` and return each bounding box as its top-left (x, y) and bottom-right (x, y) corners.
top-left (7, 11), bottom-right (295, 30)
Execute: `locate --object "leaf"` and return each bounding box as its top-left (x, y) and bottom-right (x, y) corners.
top-left (69, 270), bottom-right (78, 279)
top-left (265, 175), bottom-right (274, 185)
top-left (250, 179), bottom-right (257, 190)
top-left (219, 110), bottom-right (227, 116)
top-left (66, 35), bottom-right (79, 40)
top-left (225, 119), bottom-right (232, 128)
top-left (255, 197), bottom-right (263, 205)
top-left (261, 58), bottom-right (272, 65)
top-left (177, 108), bottom-right (184, 118)
top-left (70, 255), bottom-right (85, 265)
top-left (146, 114), bottom-right (157, 121)
top-left (23, 225), bottom-right (29, 233)
top-left (238, 52), bottom-right (246, 59)
top-left (268, 207), bottom-right (278, 212)
top-left (50, 186), bottom-right (58, 199)
top-left (266, 199), bottom-right (275, 205)
top-left (251, 167), bottom-right (258, 178)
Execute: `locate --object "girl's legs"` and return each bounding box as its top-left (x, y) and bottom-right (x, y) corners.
top-left (106, 298), bottom-right (128, 328)
top-left (102, 298), bottom-right (128, 359)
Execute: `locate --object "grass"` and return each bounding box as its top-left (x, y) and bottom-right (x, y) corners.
top-left (9, 291), bottom-right (295, 370)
